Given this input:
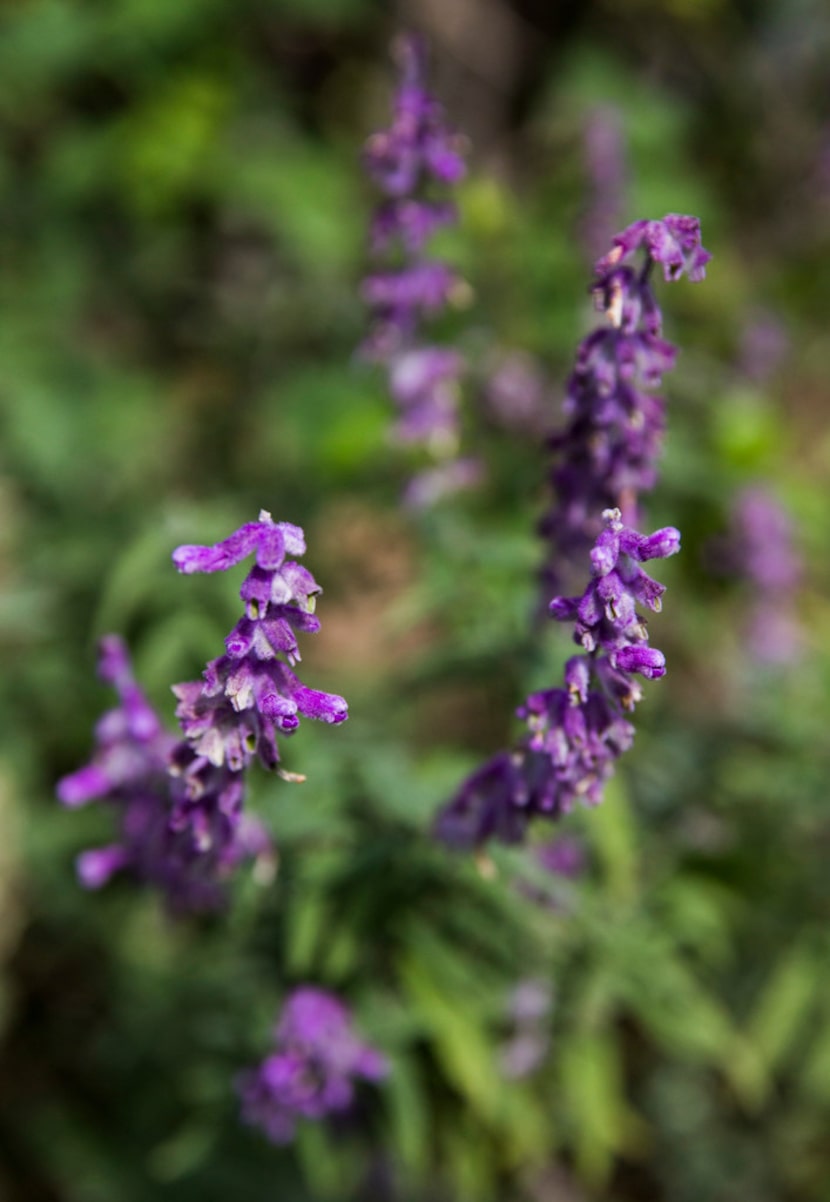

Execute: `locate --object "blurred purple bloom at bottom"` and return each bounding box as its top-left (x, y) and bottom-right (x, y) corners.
top-left (237, 988), bottom-right (387, 1144)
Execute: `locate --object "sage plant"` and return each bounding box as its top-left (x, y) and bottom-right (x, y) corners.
top-left (437, 215), bottom-right (709, 847)
top-left (57, 511), bottom-right (347, 912)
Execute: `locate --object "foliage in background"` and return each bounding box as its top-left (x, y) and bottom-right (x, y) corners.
top-left (2, 1), bottom-right (830, 1200)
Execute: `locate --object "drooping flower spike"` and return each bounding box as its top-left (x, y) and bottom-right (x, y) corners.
top-left (57, 513), bottom-right (346, 912)
top-left (436, 509), bottom-right (679, 848)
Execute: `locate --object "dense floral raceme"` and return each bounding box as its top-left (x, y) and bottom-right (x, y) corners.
top-left (436, 509), bottom-right (679, 847)
top-left (362, 33), bottom-right (471, 479)
top-left (237, 988), bottom-right (387, 1143)
top-left (539, 215), bottom-right (709, 603)
top-left (57, 513), bottom-right (346, 911)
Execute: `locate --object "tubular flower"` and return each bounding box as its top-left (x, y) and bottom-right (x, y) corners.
top-left (57, 513), bottom-right (345, 911)
top-left (236, 988), bottom-right (387, 1144)
top-left (538, 214), bottom-right (709, 603)
top-left (362, 33), bottom-right (470, 464)
top-left (436, 510), bottom-right (679, 848)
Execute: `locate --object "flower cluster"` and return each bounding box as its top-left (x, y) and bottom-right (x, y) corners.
top-left (237, 988), bottom-right (387, 1143)
top-left (436, 509), bottom-right (679, 847)
top-left (57, 512), bottom-right (346, 912)
top-left (538, 214), bottom-right (709, 603)
top-left (362, 34), bottom-right (469, 461)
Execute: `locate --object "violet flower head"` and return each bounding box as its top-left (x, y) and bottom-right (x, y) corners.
top-left (436, 510), bottom-right (679, 848)
top-left (57, 513), bottom-right (344, 912)
top-left (539, 214), bottom-right (709, 603)
top-left (362, 34), bottom-right (470, 466)
top-left (727, 486), bottom-right (802, 664)
top-left (237, 988), bottom-right (387, 1144)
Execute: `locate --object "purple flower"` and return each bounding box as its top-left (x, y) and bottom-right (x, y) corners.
top-left (436, 510), bottom-right (678, 847)
top-left (57, 513), bottom-right (344, 912)
top-left (362, 34), bottom-right (472, 491)
top-left (597, 215), bottom-right (711, 283)
top-left (237, 988), bottom-right (387, 1143)
top-left (539, 214), bottom-right (709, 603)
top-left (363, 34), bottom-right (465, 198)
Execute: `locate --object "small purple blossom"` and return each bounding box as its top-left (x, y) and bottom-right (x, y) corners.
top-left (237, 988), bottom-right (387, 1143)
top-left (362, 34), bottom-right (471, 487)
top-left (539, 215), bottom-right (709, 604)
top-left (57, 513), bottom-right (344, 911)
top-left (436, 510), bottom-right (678, 847)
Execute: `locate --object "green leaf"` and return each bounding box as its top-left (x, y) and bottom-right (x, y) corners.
top-left (285, 893), bottom-right (328, 976)
top-left (559, 1033), bottom-right (633, 1186)
top-left (384, 1054), bottom-right (430, 1178)
top-left (589, 776), bottom-right (638, 905)
top-left (748, 942), bottom-right (819, 1073)
top-left (398, 953), bottom-right (501, 1124)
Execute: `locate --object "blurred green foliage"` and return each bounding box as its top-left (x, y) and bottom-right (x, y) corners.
top-left (2, 0), bottom-right (830, 1200)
